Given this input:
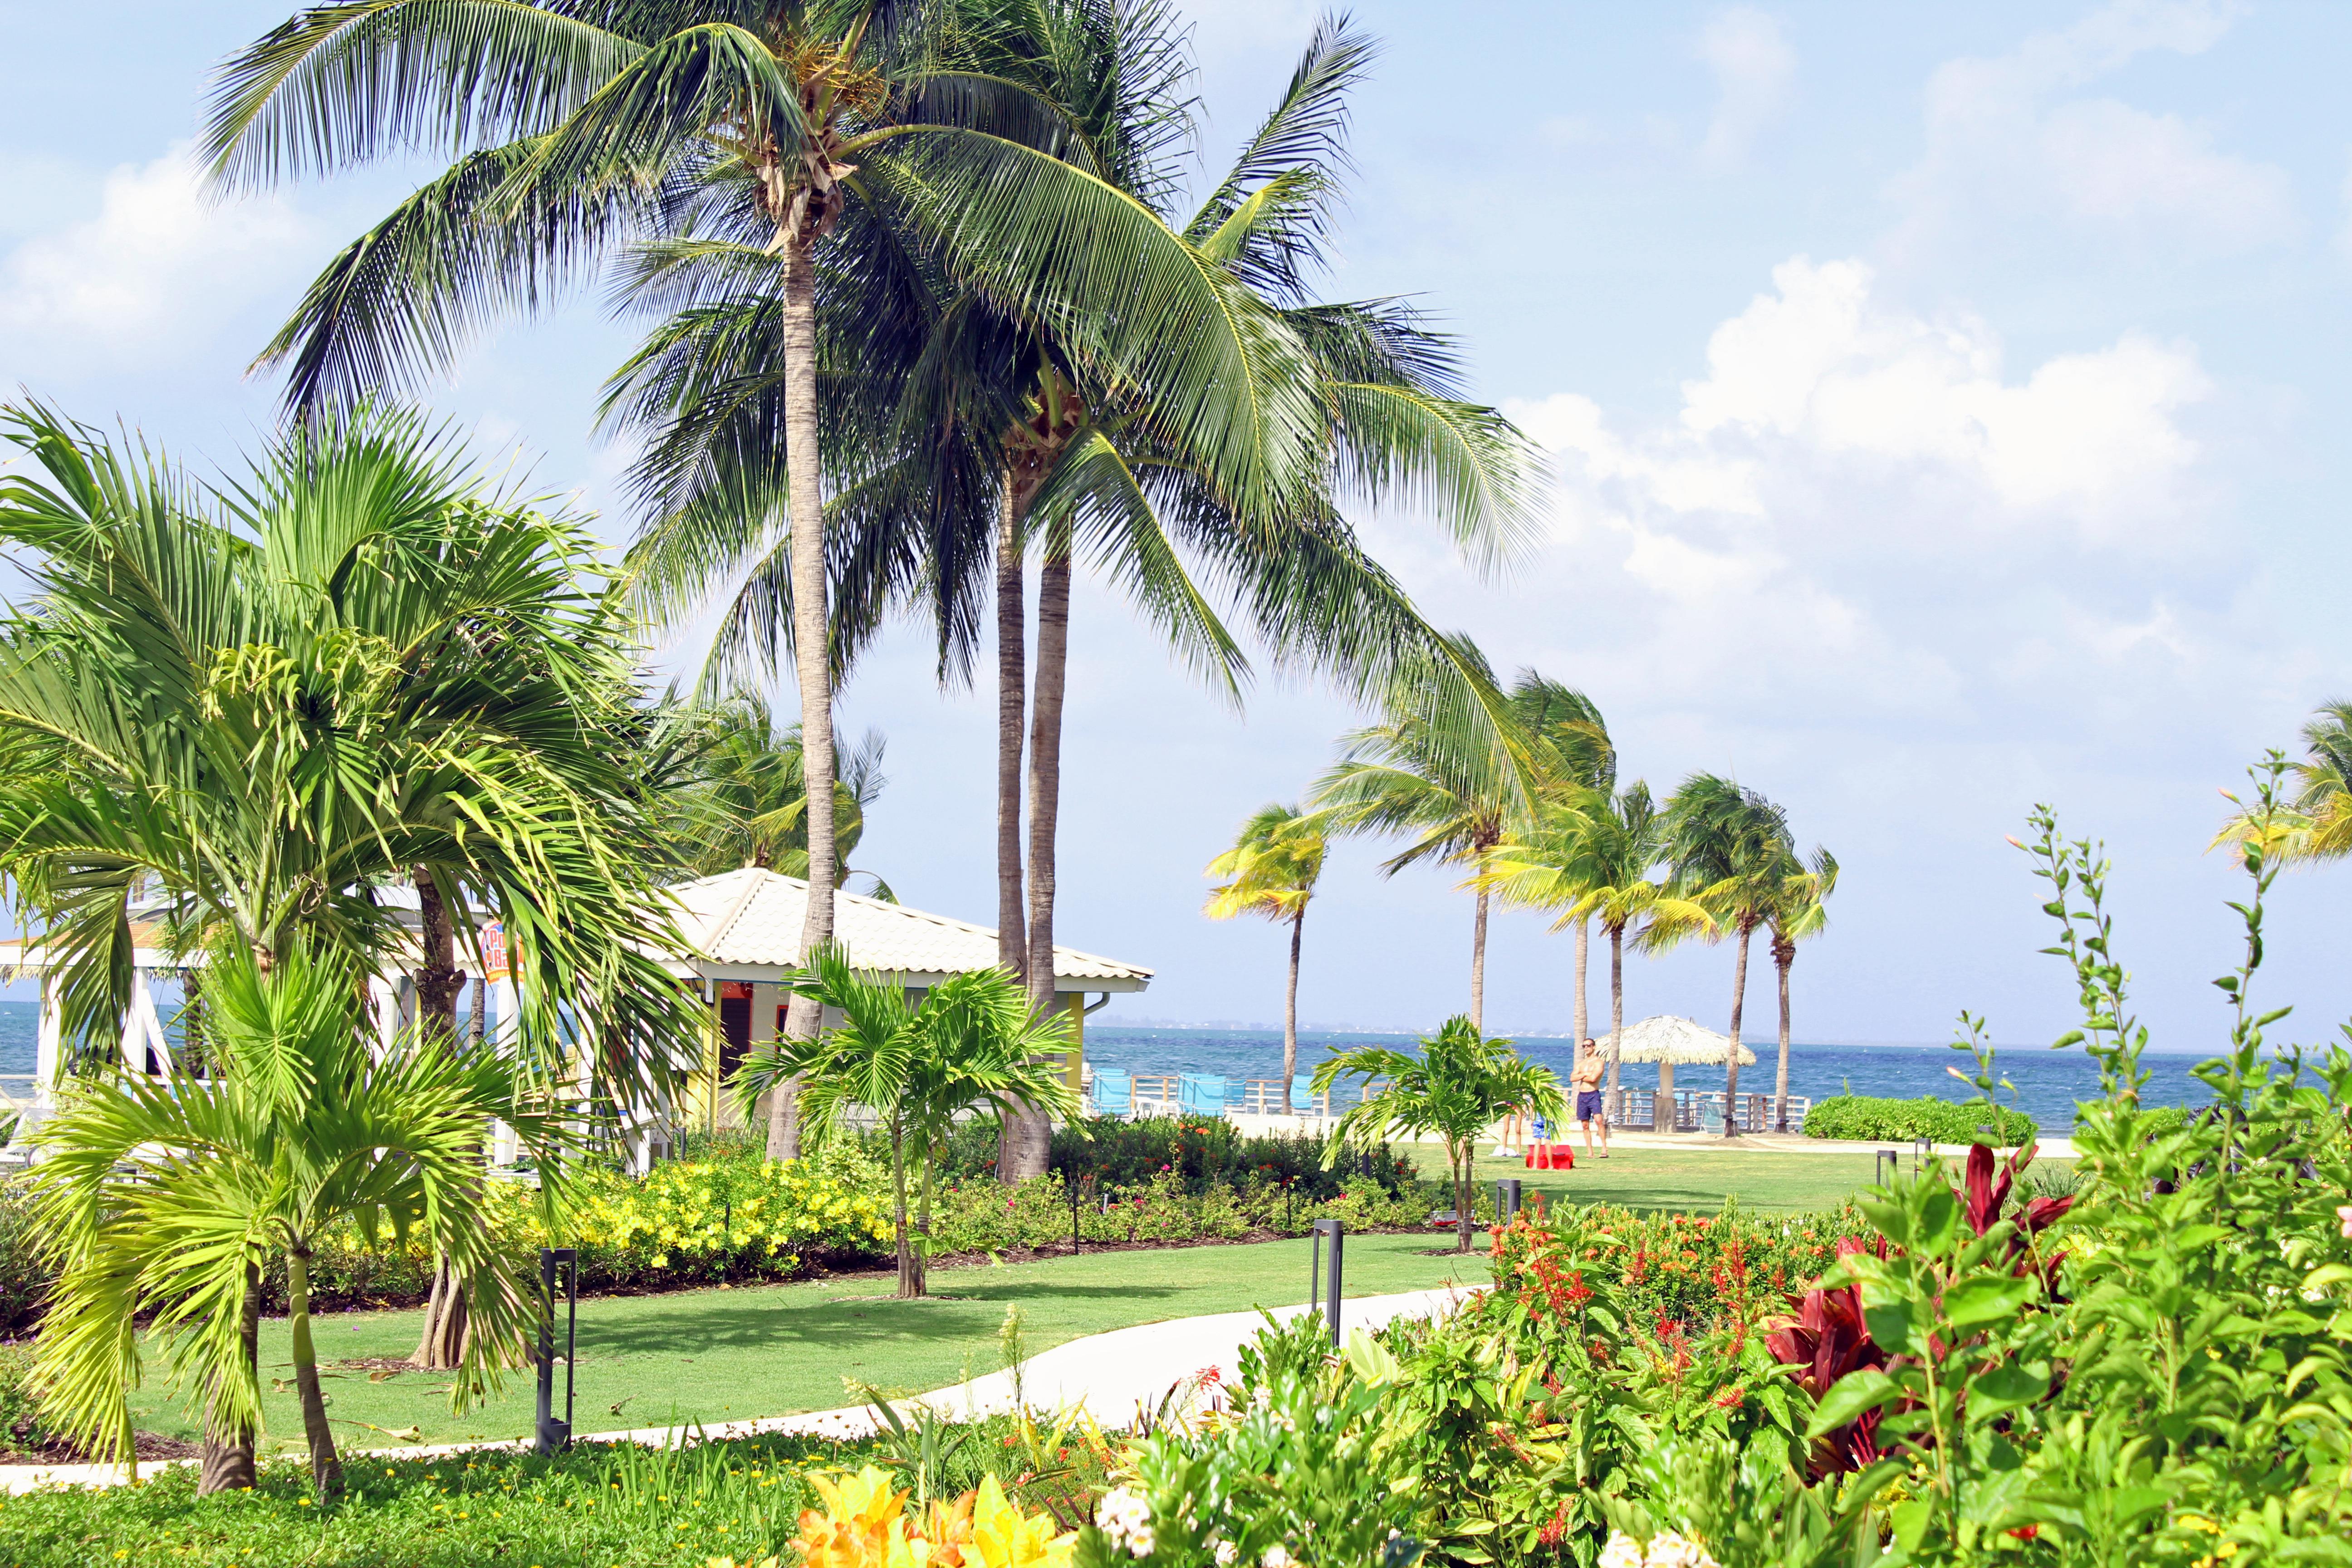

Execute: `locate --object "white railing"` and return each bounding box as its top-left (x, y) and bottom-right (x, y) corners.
top-left (1602, 1088), bottom-right (1809, 1134)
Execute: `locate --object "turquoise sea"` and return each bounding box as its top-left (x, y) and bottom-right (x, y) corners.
top-left (0, 1003), bottom-right (2239, 1128)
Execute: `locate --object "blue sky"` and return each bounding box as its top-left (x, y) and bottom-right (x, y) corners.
top-left (4, 0), bottom-right (2351, 1053)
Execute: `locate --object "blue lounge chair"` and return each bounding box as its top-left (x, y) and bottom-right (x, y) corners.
top-left (1177, 1073), bottom-right (1227, 1116)
top-left (1092, 1068), bottom-right (1133, 1116)
top-left (1290, 1075), bottom-right (1321, 1115)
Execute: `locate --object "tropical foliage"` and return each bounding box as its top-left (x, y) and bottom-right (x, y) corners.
top-left (742, 946), bottom-right (1080, 1295)
top-left (670, 691), bottom-right (896, 896)
top-left (1798, 1095), bottom-right (2035, 1147)
top-left (1661, 775), bottom-right (1793, 1134)
top-left (29, 945), bottom-right (565, 1499)
top-left (1312, 1018), bottom-right (1565, 1253)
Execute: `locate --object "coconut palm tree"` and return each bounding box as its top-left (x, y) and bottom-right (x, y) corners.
top-left (29, 942), bottom-right (565, 1499)
top-left (1485, 782), bottom-right (1710, 1120)
top-left (1312, 640), bottom-right (1537, 1030)
top-left (603, 5), bottom-right (1540, 1181)
top-left (2214, 700), bottom-right (2352, 866)
top-left (0, 402), bottom-right (700, 1388)
top-left (1203, 804), bottom-right (1329, 1112)
top-left (1311, 1016), bottom-right (1563, 1254)
top-left (1494, 676), bottom-right (1613, 1040)
top-left (1664, 774), bottom-right (1795, 1136)
top-left (205, 0), bottom-right (1337, 1089)
top-left (674, 693), bottom-right (896, 897)
top-left (1764, 847), bottom-right (1837, 1133)
top-left (740, 944), bottom-right (1076, 1297)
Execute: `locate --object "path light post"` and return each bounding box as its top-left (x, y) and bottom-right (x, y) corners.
top-left (1308, 1218), bottom-right (1345, 1348)
top-left (1912, 1136), bottom-right (1932, 1175)
top-left (535, 1247), bottom-right (578, 1456)
top-left (1495, 1177), bottom-right (1522, 1227)
top-left (1876, 1149), bottom-right (1899, 1187)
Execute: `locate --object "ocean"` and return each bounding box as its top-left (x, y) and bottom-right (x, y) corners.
top-left (0, 1002), bottom-right (2248, 1130)
top-left (1080, 1023), bottom-right (2234, 1129)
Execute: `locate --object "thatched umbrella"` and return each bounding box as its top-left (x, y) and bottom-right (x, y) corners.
top-left (1608, 1015), bottom-right (1755, 1132)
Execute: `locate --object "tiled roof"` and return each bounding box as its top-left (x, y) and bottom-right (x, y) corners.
top-left (662, 868), bottom-right (1152, 988)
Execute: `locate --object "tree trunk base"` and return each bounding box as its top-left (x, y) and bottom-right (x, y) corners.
top-left (198, 1439), bottom-right (255, 1494)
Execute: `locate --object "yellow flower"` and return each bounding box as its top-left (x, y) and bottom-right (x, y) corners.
top-left (965, 1476), bottom-right (1078, 1568)
top-left (794, 1467), bottom-right (912, 1568)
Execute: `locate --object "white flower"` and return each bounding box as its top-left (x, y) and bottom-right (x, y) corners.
top-left (1098, 1486), bottom-right (1155, 1557)
top-left (1263, 1546), bottom-right (1294, 1568)
top-left (1214, 1541), bottom-right (1239, 1567)
top-left (1597, 1532), bottom-right (1647, 1568)
top-left (1644, 1531), bottom-right (1722, 1568)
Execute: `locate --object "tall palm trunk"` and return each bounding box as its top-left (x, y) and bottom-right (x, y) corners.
top-left (996, 469), bottom-right (1027, 985)
top-left (891, 1124), bottom-right (916, 1299)
top-left (1773, 932), bottom-right (1795, 1132)
top-left (197, 1262), bottom-right (261, 1493)
top-left (1607, 923), bottom-right (1625, 1096)
top-left (410, 868), bottom-right (470, 1367)
top-left (1000, 515), bottom-right (1072, 1182)
top-left (1722, 920), bottom-right (1753, 1137)
top-left (286, 1244), bottom-right (343, 1502)
top-left (776, 223), bottom-right (838, 1160)
top-left (1450, 1139), bottom-right (1474, 1254)
top-left (1571, 915), bottom-right (1589, 1043)
top-left (1469, 882), bottom-right (1490, 1032)
top-left (1282, 907), bottom-right (1303, 1113)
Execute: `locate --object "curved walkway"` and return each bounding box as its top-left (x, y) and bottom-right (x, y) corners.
top-left (1, 1285), bottom-right (1474, 1494)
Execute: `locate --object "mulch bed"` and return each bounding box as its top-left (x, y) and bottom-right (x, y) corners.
top-left (0, 1421), bottom-right (200, 1466)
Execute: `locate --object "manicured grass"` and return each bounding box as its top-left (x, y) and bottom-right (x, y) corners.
top-left (1428, 1143), bottom-right (2072, 1215)
top-left (126, 1231), bottom-right (1485, 1451)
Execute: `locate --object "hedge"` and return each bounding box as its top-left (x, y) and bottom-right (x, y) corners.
top-left (1800, 1093), bottom-right (2038, 1145)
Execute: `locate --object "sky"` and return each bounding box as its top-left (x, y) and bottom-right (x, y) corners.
top-left (4, 0), bottom-right (2352, 1053)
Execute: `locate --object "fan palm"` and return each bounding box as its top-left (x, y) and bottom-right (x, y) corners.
top-left (740, 944), bottom-right (1076, 1296)
top-left (673, 692), bottom-right (895, 896)
top-left (1763, 846), bottom-right (1836, 1133)
top-left (1311, 1016), bottom-right (1563, 1254)
top-left (1483, 782), bottom-right (1711, 1115)
top-left (1203, 804), bottom-right (1328, 1112)
top-left (603, 4), bottom-right (1541, 1182)
top-left (1664, 774), bottom-right (1795, 1136)
top-left (0, 403), bottom-right (700, 1380)
top-left (29, 942), bottom-right (567, 1499)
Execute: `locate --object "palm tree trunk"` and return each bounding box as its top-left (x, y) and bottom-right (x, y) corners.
top-left (1723, 921), bottom-right (1753, 1137)
top-left (1774, 938), bottom-right (1794, 1133)
top-left (197, 1262), bottom-right (260, 1493)
top-left (916, 1155), bottom-right (937, 1298)
top-left (286, 1245), bottom-right (343, 1502)
top-left (1452, 1140), bottom-right (1473, 1254)
top-left (778, 226), bottom-right (837, 1158)
top-left (1282, 908), bottom-right (1303, 1114)
top-left (1469, 883), bottom-right (1490, 1032)
top-left (892, 1124), bottom-right (915, 1299)
top-left (1607, 924), bottom-right (1625, 1097)
top-left (409, 868), bottom-right (470, 1364)
top-left (996, 467), bottom-right (1028, 987)
top-left (1572, 915), bottom-right (1589, 1044)
top-left (998, 517), bottom-right (1073, 1183)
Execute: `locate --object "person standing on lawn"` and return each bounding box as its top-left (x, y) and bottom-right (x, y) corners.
top-left (1571, 1037), bottom-right (1610, 1158)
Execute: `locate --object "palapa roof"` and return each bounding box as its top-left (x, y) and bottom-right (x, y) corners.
top-left (1608, 1014), bottom-right (1757, 1067)
top-left (662, 868), bottom-right (1152, 991)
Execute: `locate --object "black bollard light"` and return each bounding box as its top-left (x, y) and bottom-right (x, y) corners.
top-left (1310, 1218), bottom-right (1345, 1348)
top-left (535, 1247), bottom-right (578, 1456)
top-left (1495, 1177), bottom-right (1522, 1227)
top-left (1876, 1149), bottom-right (1899, 1186)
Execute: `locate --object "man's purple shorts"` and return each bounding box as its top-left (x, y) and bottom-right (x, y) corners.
top-left (1576, 1089), bottom-right (1604, 1122)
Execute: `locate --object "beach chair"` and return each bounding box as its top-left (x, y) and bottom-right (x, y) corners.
top-left (1177, 1073), bottom-right (1227, 1117)
top-left (1092, 1068), bottom-right (1133, 1117)
top-left (1290, 1075), bottom-right (1322, 1116)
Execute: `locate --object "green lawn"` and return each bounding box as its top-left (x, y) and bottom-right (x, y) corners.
top-left (142, 1230), bottom-right (1485, 1452)
top-left (1416, 1144), bottom-right (1950, 1214)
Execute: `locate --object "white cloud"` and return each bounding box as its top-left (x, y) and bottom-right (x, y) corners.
top-left (1697, 7), bottom-right (1795, 169)
top-left (1498, 256), bottom-right (2224, 729)
top-left (0, 145), bottom-right (314, 378)
top-left (1889, 0), bottom-right (2293, 260)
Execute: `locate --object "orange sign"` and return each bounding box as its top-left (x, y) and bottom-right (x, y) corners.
top-left (481, 922), bottom-right (509, 983)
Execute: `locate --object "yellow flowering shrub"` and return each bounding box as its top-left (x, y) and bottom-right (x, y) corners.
top-left (789, 1465), bottom-right (1077, 1568)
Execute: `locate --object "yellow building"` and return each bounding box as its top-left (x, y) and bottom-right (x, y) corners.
top-left (662, 868), bottom-right (1154, 1135)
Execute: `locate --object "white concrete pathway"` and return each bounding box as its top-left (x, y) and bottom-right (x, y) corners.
top-left (0, 1285), bottom-right (1474, 1495)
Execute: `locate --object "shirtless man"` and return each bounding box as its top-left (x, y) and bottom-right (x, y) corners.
top-left (1570, 1037), bottom-right (1609, 1158)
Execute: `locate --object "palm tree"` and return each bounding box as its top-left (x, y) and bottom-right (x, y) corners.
top-left (1203, 804), bottom-right (1329, 1112)
top-left (1664, 774), bottom-right (1795, 1137)
top-left (741, 944), bottom-right (1076, 1297)
top-left (1311, 1017), bottom-right (1563, 1254)
top-left (1496, 676), bottom-right (1613, 1040)
top-left (1485, 783), bottom-right (1710, 1121)
top-left (2214, 700), bottom-right (2352, 866)
top-left (0, 403), bottom-right (700, 1389)
top-left (1312, 640), bottom-right (1534, 1030)
top-left (29, 943), bottom-right (564, 1499)
top-left (204, 1), bottom-right (1339, 1096)
top-left (674, 693), bottom-right (895, 897)
top-left (1763, 847), bottom-right (1837, 1133)
top-left (601, 7), bottom-right (1541, 1181)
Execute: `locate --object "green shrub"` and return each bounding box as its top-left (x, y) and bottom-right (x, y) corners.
top-left (1799, 1093), bottom-right (2035, 1145)
top-left (931, 1114), bottom-right (1418, 1199)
